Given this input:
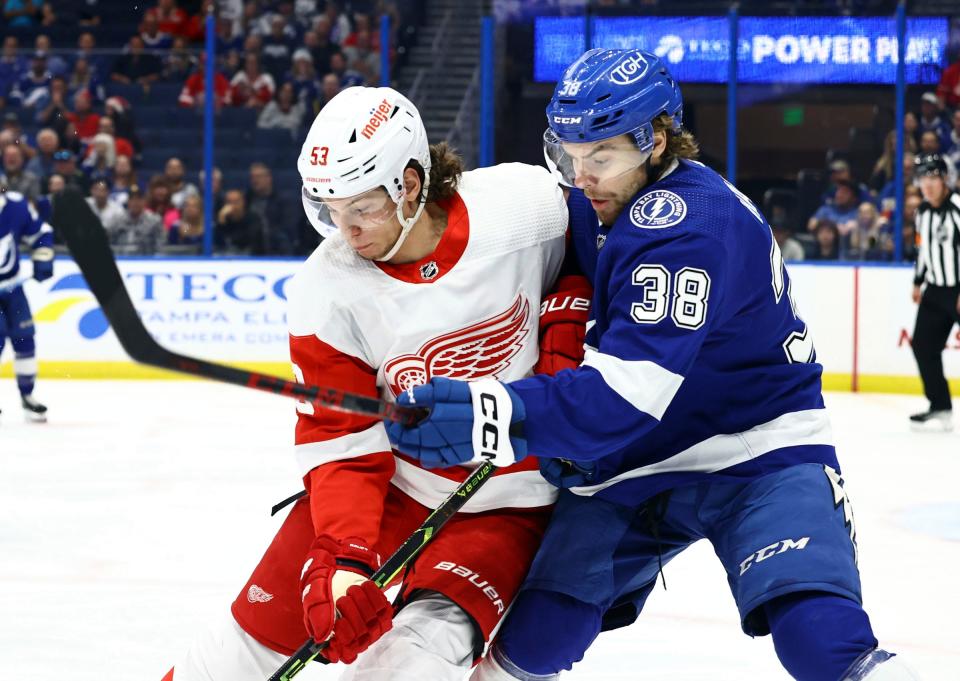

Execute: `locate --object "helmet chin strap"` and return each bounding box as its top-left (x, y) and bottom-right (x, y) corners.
top-left (376, 170), bottom-right (431, 262)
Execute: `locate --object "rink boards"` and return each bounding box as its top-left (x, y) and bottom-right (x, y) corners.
top-left (2, 257), bottom-right (958, 394)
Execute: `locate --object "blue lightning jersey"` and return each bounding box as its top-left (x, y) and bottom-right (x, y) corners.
top-left (0, 192), bottom-right (53, 289)
top-left (510, 159), bottom-right (838, 506)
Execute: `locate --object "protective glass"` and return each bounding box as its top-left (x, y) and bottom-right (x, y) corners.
top-left (301, 186), bottom-right (398, 238)
top-left (543, 128), bottom-right (650, 187)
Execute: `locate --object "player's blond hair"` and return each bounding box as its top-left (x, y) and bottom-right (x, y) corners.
top-left (408, 141), bottom-right (463, 204)
top-left (653, 113), bottom-right (700, 162)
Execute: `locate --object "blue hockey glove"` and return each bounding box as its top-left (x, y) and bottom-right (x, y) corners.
top-left (385, 377), bottom-right (527, 468)
top-left (32, 248), bottom-right (54, 282)
top-left (539, 458), bottom-right (598, 489)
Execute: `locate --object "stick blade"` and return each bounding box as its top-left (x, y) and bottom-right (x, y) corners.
top-left (52, 187), bottom-right (167, 366)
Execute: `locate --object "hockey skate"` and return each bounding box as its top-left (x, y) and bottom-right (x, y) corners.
top-left (22, 395), bottom-right (48, 423)
top-left (909, 409), bottom-right (953, 432)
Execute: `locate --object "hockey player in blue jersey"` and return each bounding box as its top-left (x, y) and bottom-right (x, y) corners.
top-left (0, 189), bottom-right (54, 422)
top-left (386, 49), bottom-right (916, 680)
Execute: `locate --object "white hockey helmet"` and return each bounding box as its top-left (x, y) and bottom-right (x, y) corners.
top-left (298, 86), bottom-right (431, 261)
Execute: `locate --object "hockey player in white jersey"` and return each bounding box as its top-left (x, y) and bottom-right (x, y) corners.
top-left (161, 86), bottom-right (580, 681)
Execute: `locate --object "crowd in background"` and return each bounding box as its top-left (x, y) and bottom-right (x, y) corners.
top-left (0, 0), bottom-right (403, 256)
top-left (772, 55), bottom-right (960, 263)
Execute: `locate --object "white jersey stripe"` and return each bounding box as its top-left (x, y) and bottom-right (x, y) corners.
top-left (295, 425), bottom-right (393, 473)
top-left (570, 408), bottom-right (834, 496)
top-left (582, 348), bottom-right (684, 420)
top-left (390, 457), bottom-right (558, 512)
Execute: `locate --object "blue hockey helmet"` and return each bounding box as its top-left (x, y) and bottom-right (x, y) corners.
top-left (544, 49), bottom-right (683, 185)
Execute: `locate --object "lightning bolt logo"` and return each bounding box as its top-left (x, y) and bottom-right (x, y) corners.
top-left (648, 197), bottom-right (668, 218)
top-left (824, 465), bottom-right (858, 564)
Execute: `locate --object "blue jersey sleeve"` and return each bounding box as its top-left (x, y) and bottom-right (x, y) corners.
top-left (22, 200), bottom-right (54, 253)
top-left (510, 227), bottom-right (727, 462)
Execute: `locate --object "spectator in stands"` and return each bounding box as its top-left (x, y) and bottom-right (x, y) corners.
top-left (141, 13), bottom-right (174, 53)
top-left (878, 151), bottom-right (916, 217)
top-left (81, 132), bottom-right (116, 183)
top-left (3, 0), bottom-right (36, 28)
top-left (2, 111), bottom-right (32, 151)
top-left (66, 89), bottom-right (100, 145)
top-left (808, 179), bottom-right (859, 238)
top-left (0, 37), bottom-right (26, 102)
top-left (144, 0), bottom-right (188, 38)
top-left (164, 37), bottom-right (196, 82)
top-left (230, 53), bottom-right (275, 108)
top-left (46, 172), bottom-right (64, 195)
top-left (52, 149), bottom-right (90, 194)
top-left (342, 25), bottom-right (381, 84)
top-left (810, 219), bottom-right (840, 261)
top-left (288, 48), bottom-right (319, 111)
top-left (322, 0), bottom-right (352, 44)
top-left (104, 96), bottom-right (139, 153)
top-left (111, 36), bottom-right (163, 90)
top-left (246, 162), bottom-right (294, 253)
top-left (216, 188), bottom-right (265, 254)
top-left (262, 15), bottom-right (296, 80)
top-left (937, 52), bottom-right (960, 111)
top-left (179, 0), bottom-right (213, 44)
top-left (773, 223), bottom-right (804, 262)
top-left (304, 20), bottom-right (342, 76)
top-left (328, 51), bottom-right (364, 88)
top-left (919, 92), bottom-right (950, 147)
top-left (294, 0), bottom-right (318, 26)
top-left (68, 58), bottom-right (105, 103)
top-left (75, 32), bottom-right (109, 81)
top-left (110, 154), bottom-right (138, 207)
top-left (216, 15), bottom-right (245, 59)
top-left (112, 184), bottom-right (164, 254)
top-left (164, 157), bottom-right (199, 210)
top-left (12, 52), bottom-right (53, 109)
top-left (39, 2), bottom-right (58, 28)
top-left (145, 174), bottom-right (181, 230)
top-left (821, 158), bottom-right (869, 205)
top-left (316, 72), bottom-right (340, 110)
top-left (168, 194), bottom-right (205, 249)
top-left (901, 189), bottom-right (922, 262)
top-left (946, 110), bottom-right (960, 169)
top-left (35, 35), bottom-right (67, 77)
top-left (86, 179), bottom-right (126, 232)
top-left (199, 165), bottom-right (223, 215)
top-left (25, 127), bottom-right (58, 182)
top-left (869, 130), bottom-right (915, 192)
top-left (178, 56), bottom-right (231, 110)
top-left (1, 145), bottom-right (41, 201)
top-left (257, 82), bottom-right (305, 138)
top-left (98, 117), bottom-right (134, 159)
top-left (848, 201), bottom-right (890, 261)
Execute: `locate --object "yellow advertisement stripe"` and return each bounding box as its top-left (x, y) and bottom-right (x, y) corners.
top-left (0, 361), bottom-right (292, 380)
top-left (0, 365), bottom-right (955, 397)
top-left (33, 296), bottom-right (90, 322)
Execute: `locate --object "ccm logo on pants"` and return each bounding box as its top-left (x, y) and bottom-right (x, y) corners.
top-left (739, 537), bottom-right (810, 576)
top-left (433, 561), bottom-right (505, 614)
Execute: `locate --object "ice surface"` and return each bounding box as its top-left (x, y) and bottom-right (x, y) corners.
top-left (1, 382), bottom-right (956, 680)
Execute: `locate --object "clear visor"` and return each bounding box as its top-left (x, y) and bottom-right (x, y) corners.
top-left (543, 128), bottom-right (651, 187)
top-left (302, 185), bottom-right (398, 238)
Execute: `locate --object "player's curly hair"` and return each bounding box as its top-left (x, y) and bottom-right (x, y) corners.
top-left (408, 141), bottom-right (463, 204)
top-left (653, 113), bottom-right (700, 162)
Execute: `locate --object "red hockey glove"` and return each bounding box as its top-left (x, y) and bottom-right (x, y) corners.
top-left (300, 534), bottom-right (393, 663)
top-left (534, 275), bottom-right (593, 375)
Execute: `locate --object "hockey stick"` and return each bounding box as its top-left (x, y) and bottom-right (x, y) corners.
top-left (50, 188), bottom-right (420, 425)
top-left (268, 459), bottom-right (497, 681)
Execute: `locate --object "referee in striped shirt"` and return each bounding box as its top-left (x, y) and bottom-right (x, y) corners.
top-left (910, 153), bottom-right (960, 429)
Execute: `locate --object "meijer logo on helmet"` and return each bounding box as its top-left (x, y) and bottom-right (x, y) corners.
top-left (361, 98), bottom-right (393, 139)
top-left (610, 54), bottom-right (648, 85)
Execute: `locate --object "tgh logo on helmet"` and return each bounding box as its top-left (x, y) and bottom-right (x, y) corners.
top-left (609, 54), bottom-right (648, 85)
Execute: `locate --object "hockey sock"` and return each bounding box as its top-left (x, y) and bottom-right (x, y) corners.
top-left (497, 589), bottom-right (602, 675)
top-left (12, 335), bottom-right (37, 396)
top-left (765, 592), bottom-right (878, 681)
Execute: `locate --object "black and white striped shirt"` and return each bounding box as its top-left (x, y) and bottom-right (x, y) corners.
top-left (914, 192), bottom-right (960, 288)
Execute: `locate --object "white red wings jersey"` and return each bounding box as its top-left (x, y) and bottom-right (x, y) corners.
top-left (288, 163), bottom-right (567, 534)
